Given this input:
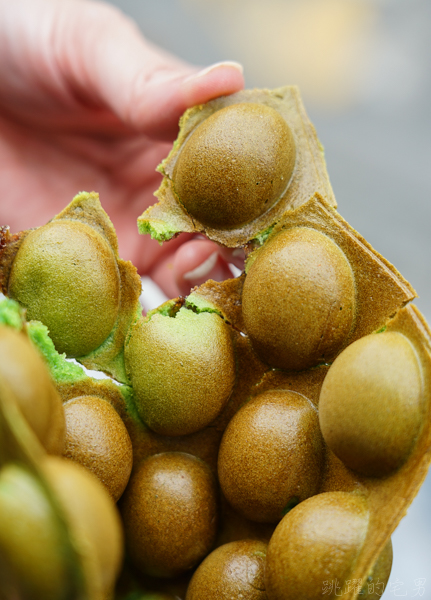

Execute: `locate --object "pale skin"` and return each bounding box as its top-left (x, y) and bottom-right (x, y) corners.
top-left (0, 0), bottom-right (245, 299)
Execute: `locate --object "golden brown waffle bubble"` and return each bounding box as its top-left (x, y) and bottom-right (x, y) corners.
top-left (218, 389), bottom-right (324, 523)
top-left (186, 540), bottom-right (268, 600)
top-left (124, 306), bottom-right (236, 436)
top-left (63, 395), bottom-right (133, 502)
top-left (173, 102), bottom-right (296, 229)
top-left (0, 192), bottom-right (142, 383)
top-left (0, 376), bottom-right (85, 599)
top-left (242, 227), bottom-right (356, 370)
top-left (42, 455), bottom-right (124, 598)
top-left (0, 325), bottom-right (65, 454)
top-left (8, 219), bottom-right (120, 357)
top-left (138, 86), bottom-right (335, 247)
top-left (265, 494), bottom-right (392, 600)
top-left (319, 331), bottom-right (424, 477)
top-left (0, 462), bottom-right (73, 600)
top-left (120, 452), bottom-right (218, 579)
top-left (265, 491), bottom-right (369, 600)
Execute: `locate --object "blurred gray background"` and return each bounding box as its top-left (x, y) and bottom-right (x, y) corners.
top-left (109, 0), bottom-right (431, 596)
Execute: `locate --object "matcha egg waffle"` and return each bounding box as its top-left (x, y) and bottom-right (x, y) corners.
top-left (0, 85), bottom-right (430, 600)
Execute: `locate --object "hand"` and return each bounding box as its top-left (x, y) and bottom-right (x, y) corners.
top-left (0, 0), bottom-right (245, 299)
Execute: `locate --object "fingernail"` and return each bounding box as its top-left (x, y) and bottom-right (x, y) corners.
top-left (185, 61), bottom-right (244, 83)
top-left (183, 252), bottom-right (219, 281)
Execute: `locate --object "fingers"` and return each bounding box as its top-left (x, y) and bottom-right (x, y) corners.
top-left (56, 0), bottom-right (244, 138)
top-left (127, 60), bottom-right (245, 140)
top-left (87, 23), bottom-right (244, 139)
top-left (0, 0), bottom-right (244, 137)
top-left (150, 239), bottom-right (242, 298)
top-left (173, 239), bottom-right (235, 296)
top-left (219, 246), bottom-right (246, 270)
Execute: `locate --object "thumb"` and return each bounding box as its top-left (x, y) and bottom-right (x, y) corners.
top-left (58, 0), bottom-right (245, 139)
